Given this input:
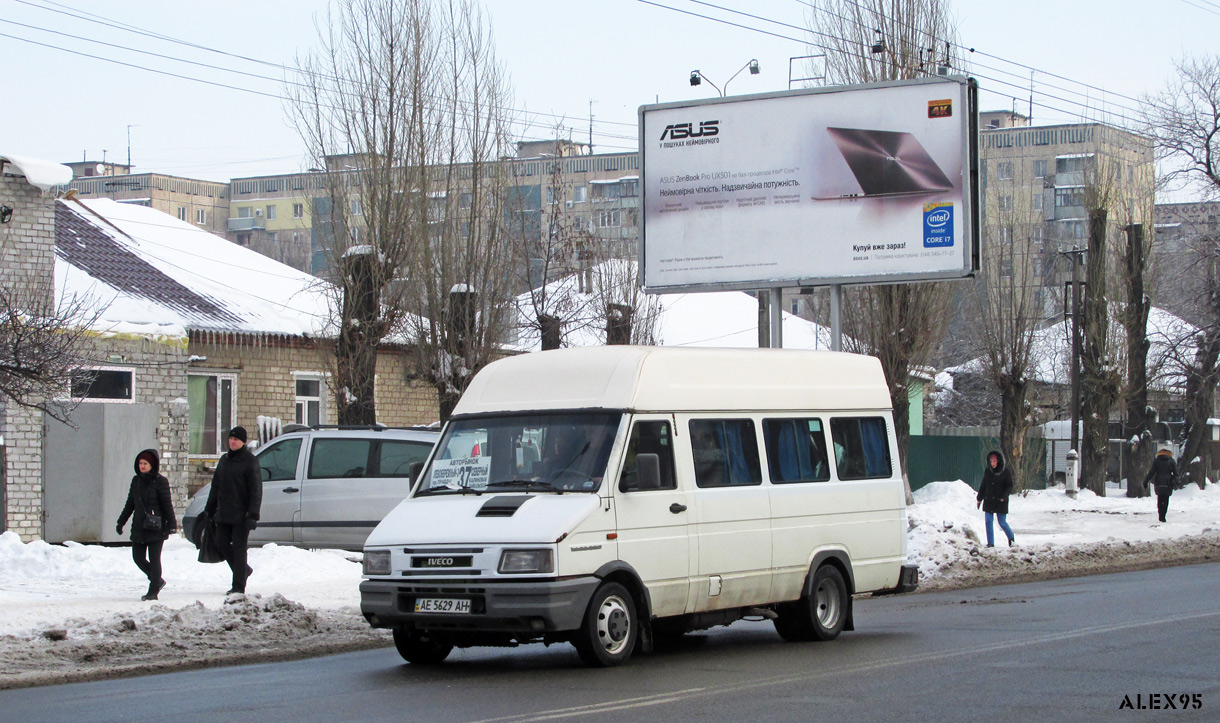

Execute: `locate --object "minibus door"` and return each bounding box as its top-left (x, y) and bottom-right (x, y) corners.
top-left (612, 417), bottom-right (695, 619)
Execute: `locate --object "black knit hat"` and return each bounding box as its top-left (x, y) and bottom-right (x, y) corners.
top-left (229, 426), bottom-right (248, 443)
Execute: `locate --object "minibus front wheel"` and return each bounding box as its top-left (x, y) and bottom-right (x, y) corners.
top-left (572, 582), bottom-right (638, 667)
top-left (393, 628), bottom-right (453, 665)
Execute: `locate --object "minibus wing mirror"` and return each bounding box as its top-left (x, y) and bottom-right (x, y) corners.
top-left (635, 453), bottom-right (661, 490)
top-left (408, 461), bottom-right (424, 483)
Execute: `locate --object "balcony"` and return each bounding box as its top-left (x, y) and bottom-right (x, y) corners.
top-left (227, 217), bottom-right (265, 231)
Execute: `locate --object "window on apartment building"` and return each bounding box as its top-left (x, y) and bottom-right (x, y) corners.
top-left (293, 203), bottom-right (304, 218)
top-left (188, 373), bottom-right (236, 456)
top-left (1055, 187), bottom-right (1085, 208)
top-left (236, 234), bottom-right (250, 246)
top-left (237, 207), bottom-right (252, 218)
top-left (70, 367), bottom-right (134, 401)
top-left (265, 205), bottom-right (276, 220)
top-left (1056, 156), bottom-right (1092, 174)
top-left (196, 209), bottom-right (207, 225)
top-left (620, 179), bottom-right (639, 197)
top-left (458, 193), bottom-right (473, 210)
top-left (996, 161), bottom-right (1013, 180)
top-left (1033, 160), bottom-right (1048, 178)
top-left (178, 207), bottom-right (187, 221)
top-left (1033, 194), bottom-right (1043, 211)
top-left (598, 209), bottom-right (621, 228)
top-left (573, 186), bottom-right (587, 203)
top-left (294, 376), bottom-right (326, 427)
top-left (999, 195), bottom-right (1013, 212)
top-left (545, 187), bottom-right (556, 205)
top-left (267, 232), bottom-right (277, 243)
top-left (591, 182), bottom-right (621, 201)
top-left (350, 199), bottom-right (363, 216)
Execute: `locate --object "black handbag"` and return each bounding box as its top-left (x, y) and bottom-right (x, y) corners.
top-left (197, 516), bottom-right (224, 564)
top-left (136, 486), bottom-right (164, 533)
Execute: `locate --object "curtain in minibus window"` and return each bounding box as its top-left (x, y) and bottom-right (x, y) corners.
top-left (689, 419), bottom-right (761, 488)
top-left (764, 418), bottom-right (830, 483)
top-left (830, 417), bottom-right (892, 480)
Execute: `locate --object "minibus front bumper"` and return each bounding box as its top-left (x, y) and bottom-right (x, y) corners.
top-left (360, 576), bottom-right (600, 634)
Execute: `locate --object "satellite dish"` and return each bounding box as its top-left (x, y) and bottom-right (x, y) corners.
top-left (95, 163), bottom-right (106, 174)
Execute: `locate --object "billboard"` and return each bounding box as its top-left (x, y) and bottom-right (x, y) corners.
top-left (639, 77), bottom-right (979, 292)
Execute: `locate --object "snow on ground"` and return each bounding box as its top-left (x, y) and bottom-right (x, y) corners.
top-left (1, 481), bottom-right (1218, 687)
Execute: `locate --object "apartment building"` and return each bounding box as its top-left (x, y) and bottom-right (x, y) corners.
top-left (66, 169), bottom-right (231, 237)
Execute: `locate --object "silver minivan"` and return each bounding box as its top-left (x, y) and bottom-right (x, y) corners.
top-left (183, 425), bottom-right (438, 550)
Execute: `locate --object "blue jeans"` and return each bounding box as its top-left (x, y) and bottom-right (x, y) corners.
top-left (985, 512), bottom-right (1014, 546)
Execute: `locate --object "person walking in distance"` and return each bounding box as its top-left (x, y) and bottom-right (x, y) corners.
top-left (1143, 445), bottom-right (1178, 523)
top-left (976, 449), bottom-right (1016, 548)
top-left (116, 449), bottom-right (177, 600)
top-left (204, 426), bottom-right (261, 594)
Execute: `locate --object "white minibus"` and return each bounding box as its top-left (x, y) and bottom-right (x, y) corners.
top-left (360, 346), bottom-right (918, 666)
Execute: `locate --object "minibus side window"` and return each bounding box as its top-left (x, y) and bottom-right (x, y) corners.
top-left (829, 417), bottom-right (892, 480)
top-left (619, 420), bottom-right (676, 491)
top-left (689, 419), bottom-right (762, 488)
top-left (763, 418), bottom-right (830, 483)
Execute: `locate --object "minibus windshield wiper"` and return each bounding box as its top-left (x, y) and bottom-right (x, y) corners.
top-left (416, 484), bottom-right (484, 496)
top-left (484, 479), bottom-right (564, 494)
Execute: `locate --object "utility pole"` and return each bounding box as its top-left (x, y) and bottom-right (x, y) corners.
top-left (126, 124), bottom-right (139, 171)
top-left (1059, 246), bottom-right (1086, 457)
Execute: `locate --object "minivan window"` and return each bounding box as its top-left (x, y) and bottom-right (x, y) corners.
top-left (619, 420), bottom-right (676, 491)
top-left (259, 437), bottom-right (302, 481)
top-left (422, 412), bottom-right (620, 493)
top-left (379, 440), bottom-right (432, 477)
top-left (829, 417), bottom-right (892, 480)
top-left (763, 418), bottom-right (830, 483)
top-left (689, 419), bottom-right (762, 488)
top-left (309, 438), bottom-right (371, 478)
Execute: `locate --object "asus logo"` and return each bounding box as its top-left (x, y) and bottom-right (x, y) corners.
top-left (660, 120), bottom-right (720, 140)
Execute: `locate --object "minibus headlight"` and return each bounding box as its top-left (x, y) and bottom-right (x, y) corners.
top-left (498, 549), bottom-right (554, 574)
top-left (363, 549), bottom-right (392, 576)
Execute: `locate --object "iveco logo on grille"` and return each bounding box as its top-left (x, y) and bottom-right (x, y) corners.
top-left (412, 556), bottom-right (473, 568)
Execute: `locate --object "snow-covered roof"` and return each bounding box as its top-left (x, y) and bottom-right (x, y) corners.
top-left (55, 198), bottom-right (332, 340)
top-left (509, 259), bottom-right (836, 352)
top-left (941, 306), bottom-right (1198, 391)
top-left (0, 152), bottom-right (72, 190)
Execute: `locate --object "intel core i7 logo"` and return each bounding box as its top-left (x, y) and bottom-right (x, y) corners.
top-left (923, 203), bottom-right (954, 247)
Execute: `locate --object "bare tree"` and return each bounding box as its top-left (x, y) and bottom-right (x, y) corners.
top-left (1142, 55), bottom-right (1220, 487)
top-left (807, 0), bottom-right (962, 502)
top-left (289, 0), bottom-right (518, 423)
top-left (1141, 55), bottom-right (1220, 200)
top-left (969, 185), bottom-right (1043, 491)
top-left (0, 224), bottom-right (101, 424)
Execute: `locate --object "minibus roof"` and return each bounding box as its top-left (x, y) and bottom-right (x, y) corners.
top-left (453, 346), bottom-right (893, 416)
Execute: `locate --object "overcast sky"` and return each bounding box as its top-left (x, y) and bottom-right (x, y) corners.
top-left (2, 0), bottom-right (1216, 185)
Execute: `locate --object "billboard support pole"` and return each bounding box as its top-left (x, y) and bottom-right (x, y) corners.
top-left (769, 288), bottom-right (783, 349)
top-left (830, 284), bottom-right (843, 351)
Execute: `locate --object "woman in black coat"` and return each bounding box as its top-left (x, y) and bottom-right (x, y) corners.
top-left (976, 449), bottom-right (1016, 548)
top-left (116, 449), bottom-right (178, 600)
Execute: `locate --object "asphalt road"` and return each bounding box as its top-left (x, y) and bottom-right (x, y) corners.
top-left (4, 563), bottom-right (1218, 722)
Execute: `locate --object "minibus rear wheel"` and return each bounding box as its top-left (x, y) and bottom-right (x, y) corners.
top-left (393, 628), bottom-right (453, 665)
top-left (774, 564), bottom-right (847, 642)
top-left (573, 582), bottom-right (638, 667)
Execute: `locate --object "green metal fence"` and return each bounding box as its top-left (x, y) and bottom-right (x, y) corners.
top-left (907, 435), bottom-right (1047, 493)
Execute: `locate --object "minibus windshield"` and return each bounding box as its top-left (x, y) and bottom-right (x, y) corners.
top-left (418, 412), bottom-right (621, 494)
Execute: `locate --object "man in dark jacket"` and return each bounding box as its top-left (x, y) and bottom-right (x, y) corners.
top-left (976, 449), bottom-right (1016, 547)
top-left (204, 426), bottom-right (261, 594)
top-left (1143, 446), bottom-right (1178, 523)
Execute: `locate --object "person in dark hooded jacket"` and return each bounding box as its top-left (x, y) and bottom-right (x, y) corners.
top-left (116, 449), bottom-right (177, 600)
top-left (204, 426), bottom-right (261, 594)
top-left (1143, 446), bottom-right (1178, 523)
top-left (976, 449), bottom-right (1016, 548)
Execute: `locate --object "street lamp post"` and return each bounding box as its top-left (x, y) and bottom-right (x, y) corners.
top-left (689, 59), bottom-right (760, 97)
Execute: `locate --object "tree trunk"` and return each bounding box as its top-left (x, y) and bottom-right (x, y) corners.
top-left (1181, 332), bottom-right (1220, 489)
top-left (999, 374), bottom-right (1029, 492)
top-left (336, 251), bottom-right (381, 426)
top-left (1123, 224), bottom-right (1153, 498)
top-left (1080, 209), bottom-right (1116, 496)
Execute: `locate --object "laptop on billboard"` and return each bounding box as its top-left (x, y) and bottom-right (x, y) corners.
top-left (821, 127), bottom-right (954, 198)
